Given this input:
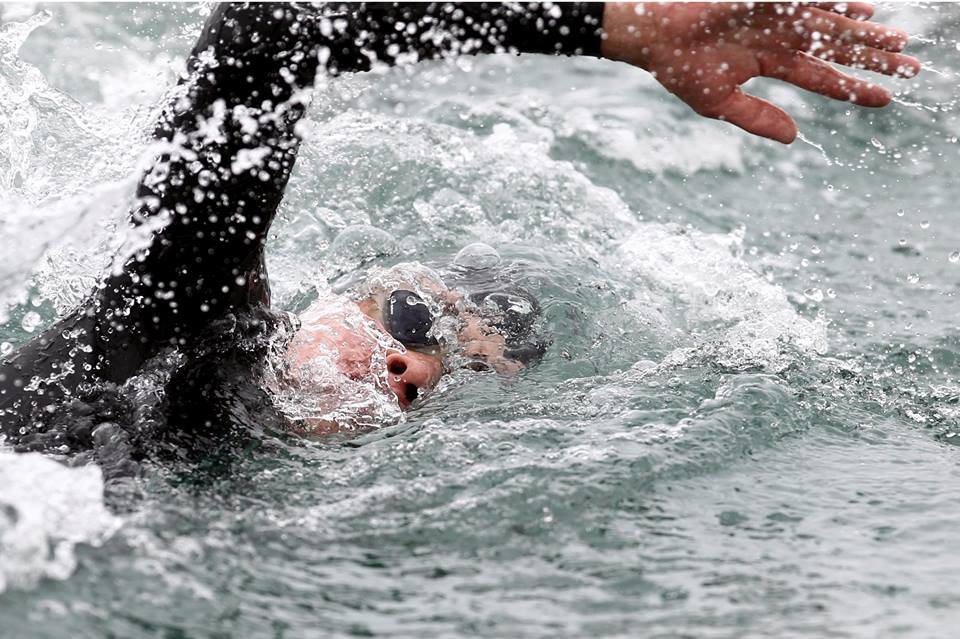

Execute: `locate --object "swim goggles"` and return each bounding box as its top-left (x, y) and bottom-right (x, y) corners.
top-left (382, 289), bottom-right (439, 348)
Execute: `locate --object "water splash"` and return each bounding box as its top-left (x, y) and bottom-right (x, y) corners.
top-left (614, 223), bottom-right (827, 372)
top-left (796, 131), bottom-right (845, 167)
top-left (0, 452), bottom-right (119, 593)
top-left (891, 95), bottom-right (944, 113)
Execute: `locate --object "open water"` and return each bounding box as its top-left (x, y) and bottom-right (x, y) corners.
top-left (1, 3), bottom-right (959, 637)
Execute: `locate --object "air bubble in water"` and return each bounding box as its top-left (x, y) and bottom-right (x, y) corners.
top-left (896, 208), bottom-right (905, 217)
top-left (907, 273), bottom-right (920, 284)
top-left (804, 288), bottom-right (824, 302)
top-left (21, 312), bottom-right (41, 333)
top-left (453, 243), bottom-right (501, 270)
top-left (920, 220), bottom-right (930, 229)
top-left (950, 252), bottom-right (960, 264)
top-left (0, 342), bottom-right (12, 356)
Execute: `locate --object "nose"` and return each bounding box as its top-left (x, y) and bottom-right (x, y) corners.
top-left (385, 351), bottom-right (439, 408)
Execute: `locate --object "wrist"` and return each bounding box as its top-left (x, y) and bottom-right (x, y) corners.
top-left (600, 3), bottom-right (654, 70)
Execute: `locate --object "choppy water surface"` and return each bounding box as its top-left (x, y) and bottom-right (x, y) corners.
top-left (2, 3), bottom-right (960, 637)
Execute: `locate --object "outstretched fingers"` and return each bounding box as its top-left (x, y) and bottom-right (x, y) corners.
top-left (808, 2), bottom-right (875, 20)
top-left (803, 7), bottom-right (908, 51)
top-left (712, 1), bottom-right (873, 31)
top-left (700, 89), bottom-right (798, 145)
top-left (732, 2), bottom-right (875, 21)
top-left (748, 7), bottom-right (909, 54)
top-left (759, 50), bottom-right (891, 107)
top-left (813, 44), bottom-right (921, 78)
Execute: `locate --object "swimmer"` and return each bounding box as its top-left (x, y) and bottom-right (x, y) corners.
top-left (0, 3), bottom-right (919, 476)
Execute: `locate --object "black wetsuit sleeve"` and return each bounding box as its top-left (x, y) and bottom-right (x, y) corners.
top-left (0, 2), bottom-right (604, 433)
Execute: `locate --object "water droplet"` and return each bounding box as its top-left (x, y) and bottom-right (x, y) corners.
top-left (804, 288), bottom-right (824, 302)
top-left (826, 289), bottom-right (837, 299)
top-left (920, 220), bottom-right (930, 229)
top-left (907, 273), bottom-right (920, 284)
top-left (811, 245), bottom-right (821, 255)
top-left (21, 311), bottom-right (41, 333)
top-left (950, 252), bottom-right (960, 264)
top-left (896, 208), bottom-right (905, 217)
top-left (0, 342), bottom-right (12, 356)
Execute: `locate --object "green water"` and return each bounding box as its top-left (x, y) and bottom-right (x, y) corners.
top-left (2, 3), bottom-right (960, 637)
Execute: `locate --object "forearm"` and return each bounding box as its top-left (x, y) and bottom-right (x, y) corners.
top-left (330, 2), bottom-right (605, 69)
top-left (93, 4), bottom-right (316, 380)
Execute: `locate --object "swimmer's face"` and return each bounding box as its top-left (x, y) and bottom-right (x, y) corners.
top-left (285, 276), bottom-right (524, 415)
top-left (286, 302), bottom-right (443, 410)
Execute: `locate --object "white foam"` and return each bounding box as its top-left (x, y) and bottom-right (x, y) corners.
top-left (615, 223), bottom-right (828, 371)
top-left (0, 7), bottom-right (187, 321)
top-left (557, 106), bottom-right (746, 175)
top-left (0, 452), bottom-right (119, 593)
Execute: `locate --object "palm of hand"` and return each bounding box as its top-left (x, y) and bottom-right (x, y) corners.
top-left (645, 39), bottom-right (761, 115)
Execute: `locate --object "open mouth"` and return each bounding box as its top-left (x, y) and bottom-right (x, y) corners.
top-left (404, 383), bottom-right (418, 404)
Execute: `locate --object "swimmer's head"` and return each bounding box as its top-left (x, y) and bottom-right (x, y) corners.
top-left (286, 245), bottom-right (547, 418)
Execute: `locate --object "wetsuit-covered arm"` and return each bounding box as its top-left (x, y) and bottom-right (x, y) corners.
top-left (0, 2), bottom-right (604, 434)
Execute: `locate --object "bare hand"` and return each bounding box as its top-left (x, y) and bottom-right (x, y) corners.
top-left (601, 2), bottom-right (921, 144)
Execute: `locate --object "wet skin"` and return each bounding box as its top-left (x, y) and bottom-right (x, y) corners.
top-left (285, 300), bottom-right (443, 411)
